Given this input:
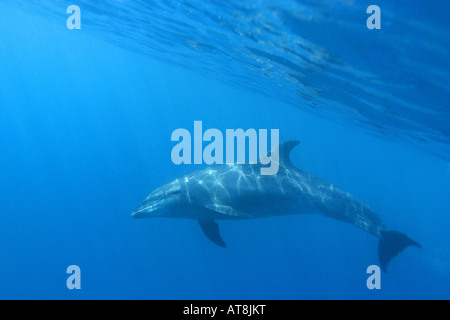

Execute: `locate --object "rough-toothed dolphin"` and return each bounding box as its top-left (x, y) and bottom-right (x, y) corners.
top-left (132, 141), bottom-right (420, 272)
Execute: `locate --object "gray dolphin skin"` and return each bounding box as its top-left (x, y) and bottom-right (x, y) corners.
top-left (132, 141), bottom-right (420, 272)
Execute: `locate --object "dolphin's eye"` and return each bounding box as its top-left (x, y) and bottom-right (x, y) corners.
top-left (166, 189), bottom-right (180, 196)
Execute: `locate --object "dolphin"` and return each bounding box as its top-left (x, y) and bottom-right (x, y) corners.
top-left (132, 141), bottom-right (420, 272)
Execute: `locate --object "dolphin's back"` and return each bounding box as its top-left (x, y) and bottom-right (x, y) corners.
top-left (180, 163), bottom-right (306, 219)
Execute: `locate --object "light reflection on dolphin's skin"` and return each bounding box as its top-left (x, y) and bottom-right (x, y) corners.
top-left (132, 141), bottom-right (420, 272)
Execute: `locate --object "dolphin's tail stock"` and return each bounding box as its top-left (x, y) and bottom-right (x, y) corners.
top-left (378, 230), bottom-right (421, 273)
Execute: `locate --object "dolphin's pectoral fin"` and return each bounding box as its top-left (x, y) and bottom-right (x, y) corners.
top-left (205, 204), bottom-right (252, 218)
top-left (198, 218), bottom-right (227, 248)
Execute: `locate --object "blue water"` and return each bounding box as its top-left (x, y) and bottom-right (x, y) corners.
top-left (0, 1), bottom-right (449, 299)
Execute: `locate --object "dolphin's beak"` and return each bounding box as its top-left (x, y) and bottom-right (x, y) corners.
top-left (132, 181), bottom-right (180, 218)
top-left (131, 199), bottom-right (162, 218)
top-left (131, 205), bottom-right (149, 218)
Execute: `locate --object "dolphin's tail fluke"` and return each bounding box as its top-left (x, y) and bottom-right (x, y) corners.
top-left (378, 230), bottom-right (421, 273)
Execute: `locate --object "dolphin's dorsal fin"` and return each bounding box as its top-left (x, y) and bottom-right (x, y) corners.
top-left (198, 218), bottom-right (227, 248)
top-left (278, 140), bottom-right (300, 167)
